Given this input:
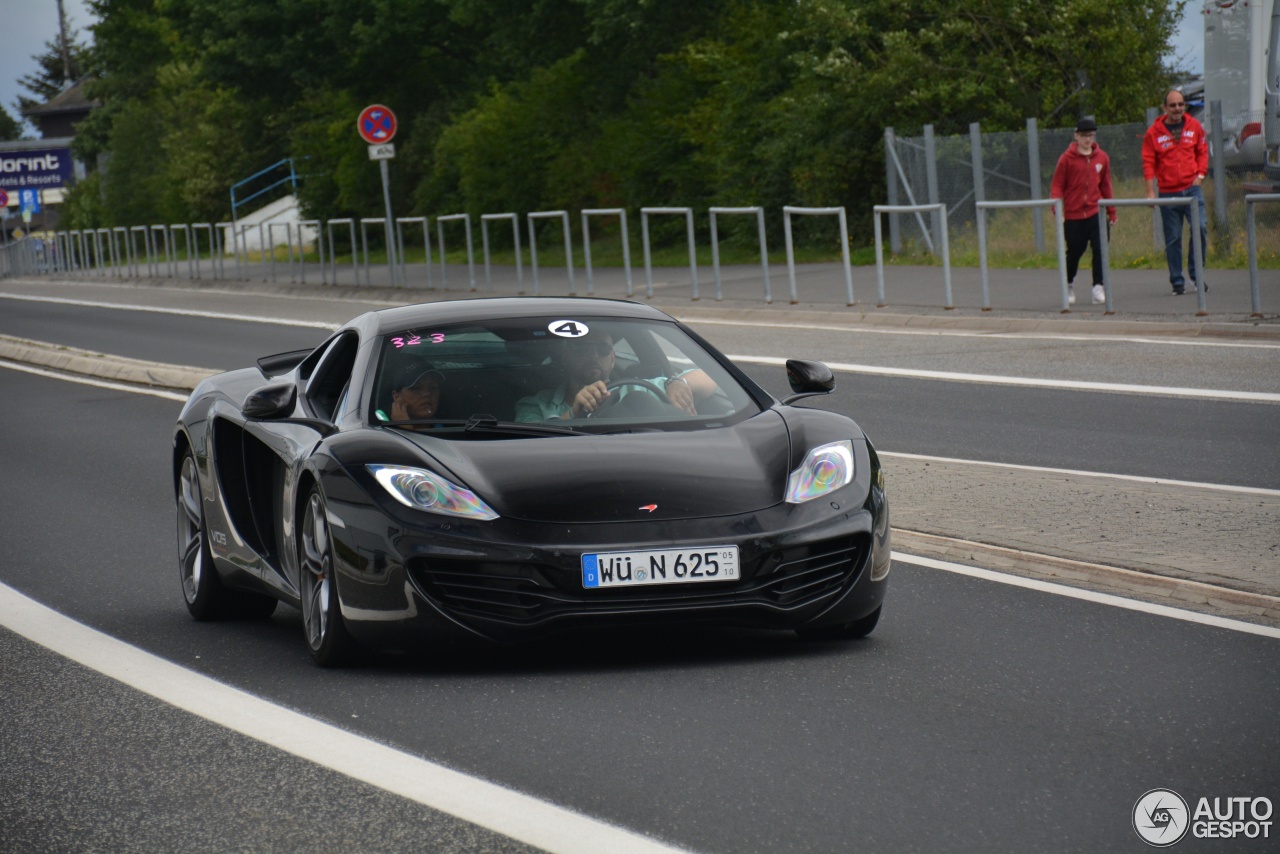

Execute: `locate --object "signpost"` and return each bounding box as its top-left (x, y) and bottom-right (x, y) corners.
top-left (357, 105), bottom-right (399, 285)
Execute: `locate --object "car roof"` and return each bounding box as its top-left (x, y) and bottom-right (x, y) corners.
top-left (361, 297), bottom-right (677, 336)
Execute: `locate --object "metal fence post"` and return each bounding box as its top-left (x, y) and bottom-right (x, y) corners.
top-left (1208, 99), bottom-right (1229, 234)
top-left (885, 127), bottom-right (901, 253)
top-left (1146, 107), bottom-right (1162, 252)
top-left (924, 124), bottom-right (939, 250)
top-left (969, 122), bottom-right (985, 208)
top-left (1027, 117), bottom-right (1045, 253)
top-left (481, 213), bottom-right (522, 293)
top-left (1242, 194), bottom-right (1278, 317)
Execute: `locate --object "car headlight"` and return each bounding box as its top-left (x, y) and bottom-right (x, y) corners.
top-left (367, 465), bottom-right (499, 520)
top-left (785, 440), bottom-right (855, 504)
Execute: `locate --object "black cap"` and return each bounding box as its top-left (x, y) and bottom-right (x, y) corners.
top-left (394, 361), bottom-right (443, 390)
top-left (1075, 117), bottom-right (1097, 133)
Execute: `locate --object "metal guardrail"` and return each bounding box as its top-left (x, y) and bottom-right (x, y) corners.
top-left (527, 210), bottom-right (574, 296)
top-left (1098, 197), bottom-right (1204, 315)
top-left (480, 213), bottom-right (521, 293)
top-left (709, 207), bottom-right (770, 304)
top-left (16, 198), bottom-right (1273, 314)
top-left (976, 199), bottom-right (1066, 311)
top-left (873, 203), bottom-right (951, 308)
top-left (641, 207), bottom-right (697, 300)
top-left (436, 213), bottom-right (476, 293)
top-left (582, 209), bottom-right (631, 297)
top-left (784, 206), bottom-right (854, 306)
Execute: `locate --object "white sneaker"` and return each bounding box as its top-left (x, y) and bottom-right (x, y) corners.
top-left (1091, 284), bottom-right (1105, 304)
top-left (1068, 285), bottom-right (1076, 305)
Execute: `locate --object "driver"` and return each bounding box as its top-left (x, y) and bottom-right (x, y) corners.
top-left (515, 332), bottom-right (716, 422)
top-left (376, 360), bottom-right (445, 424)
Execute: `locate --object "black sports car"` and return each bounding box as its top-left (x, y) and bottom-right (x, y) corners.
top-left (173, 297), bottom-right (890, 665)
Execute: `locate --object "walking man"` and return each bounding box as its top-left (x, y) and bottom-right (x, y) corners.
top-left (1142, 89), bottom-right (1209, 295)
top-left (1050, 117), bottom-right (1115, 305)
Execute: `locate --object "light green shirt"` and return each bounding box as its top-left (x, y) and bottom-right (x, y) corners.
top-left (514, 376), bottom-right (679, 422)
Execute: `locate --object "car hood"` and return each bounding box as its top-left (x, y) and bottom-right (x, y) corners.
top-left (411, 412), bottom-right (792, 523)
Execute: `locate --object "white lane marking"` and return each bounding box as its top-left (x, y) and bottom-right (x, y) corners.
top-left (0, 581), bottom-right (688, 854)
top-left (0, 292), bottom-right (339, 330)
top-left (685, 316), bottom-right (1280, 349)
top-left (728, 354), bottom-right (1280, 403)
top-left (9, 280), bottom-right (405, 308)
top-left (894, 553), bottom-right (1280, 640)
top-left (880, 451), bottom-right (1280, 498)
top-left (0, 359), bottom-right (190, 401)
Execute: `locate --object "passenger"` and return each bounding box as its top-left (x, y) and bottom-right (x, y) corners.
top-left (515, 332), bottom-right (716, 421)
top-left (380, 361), bottom-right (444, 423)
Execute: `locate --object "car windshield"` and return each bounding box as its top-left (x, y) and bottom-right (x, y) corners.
top-left (370, 315), bottom-right (761, 435)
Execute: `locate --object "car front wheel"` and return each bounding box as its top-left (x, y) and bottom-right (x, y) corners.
top-left (300, 487), bottom-right (357, 667)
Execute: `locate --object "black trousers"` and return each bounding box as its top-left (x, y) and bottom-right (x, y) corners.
top-left (1063, 216), bottom-right (1103, 286)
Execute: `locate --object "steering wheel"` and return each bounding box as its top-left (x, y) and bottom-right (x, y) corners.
top-left (586, 378), bottom-right (670, 417)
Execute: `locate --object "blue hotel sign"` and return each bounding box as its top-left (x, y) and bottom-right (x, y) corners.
top-left (0, 148), bottom-right (75, 190)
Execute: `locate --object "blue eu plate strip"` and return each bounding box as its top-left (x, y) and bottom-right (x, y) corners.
top-left (581, 554), bottom-right (599, 588)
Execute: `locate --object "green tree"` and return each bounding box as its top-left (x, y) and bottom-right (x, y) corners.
top-left (0, 105), bottom-right (23, 140)
top-left (15, 31), bottom-right (91, 113)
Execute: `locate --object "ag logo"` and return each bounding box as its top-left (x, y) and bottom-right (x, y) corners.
top-left (1134, 788), bottom-right (1190, 847)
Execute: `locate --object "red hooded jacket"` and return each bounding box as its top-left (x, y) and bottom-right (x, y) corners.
top-left (1141, 114), bottom-right (1208, 193)
top-left (1050, 142), bottom-right (1115, 222)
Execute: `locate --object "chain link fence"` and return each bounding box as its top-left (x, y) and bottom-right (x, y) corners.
top-left (884, 110), bottom-right (1278, 267)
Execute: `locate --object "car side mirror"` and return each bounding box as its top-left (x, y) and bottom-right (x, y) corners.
top-left (781, 359), bottom-right (836, 404)
top-left (243, 383), bottom-right (297, 419)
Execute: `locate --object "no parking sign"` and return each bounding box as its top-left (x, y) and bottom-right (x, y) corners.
top-left (357, 104), bottom-right (401, 284)
top-left (357, 105), bottom-right (397, 144)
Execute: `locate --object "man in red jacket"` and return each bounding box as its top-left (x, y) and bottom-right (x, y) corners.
top-left (1050, 117), bottom-right (1116, 305)
top-left (1142, 88), bottom-right (1210, 295)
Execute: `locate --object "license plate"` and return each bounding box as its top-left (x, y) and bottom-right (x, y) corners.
top-left (582, 546), bottom-right (739, 589)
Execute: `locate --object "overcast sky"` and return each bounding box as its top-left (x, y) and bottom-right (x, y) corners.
top-left (2, 0), bottom-right (1207, 137)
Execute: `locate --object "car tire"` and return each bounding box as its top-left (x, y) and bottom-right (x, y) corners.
top-left (177, 450), bottom-right (277, 621)
top-left (796, 605), bottom-right (881, 641)
top-left (300, 487), bottom-right (358, 667)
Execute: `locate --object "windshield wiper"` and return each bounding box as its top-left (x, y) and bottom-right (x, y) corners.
top-left (464, 414), bottom-right (582, 436)
top-left (380, 415), bottom-right (582, 437)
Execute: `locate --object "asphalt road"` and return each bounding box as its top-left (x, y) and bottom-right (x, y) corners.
top-left (2, 291), bottom-right (1278, 852)
top-left (1, 369), bottom-right (1277, 852)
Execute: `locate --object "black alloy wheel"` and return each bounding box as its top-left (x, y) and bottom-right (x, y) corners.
top-left (300, 486), bottom-right (357, 666)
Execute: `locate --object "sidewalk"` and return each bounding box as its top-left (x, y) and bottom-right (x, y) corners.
top-left (53, 254), bottom-right (1280, 326)
top-left (2, 267), bottom-right (1279, 625)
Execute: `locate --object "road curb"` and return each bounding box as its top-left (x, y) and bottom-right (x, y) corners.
top-left (669, 305), bottom-right (1280, 340)
top-left (892, 529), bottom-right (1280, 622)
top-left (0, 334), bottom-right (215, 391)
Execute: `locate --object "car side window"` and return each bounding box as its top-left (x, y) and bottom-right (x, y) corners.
top-left (306, 332), bottom-right (359, 421)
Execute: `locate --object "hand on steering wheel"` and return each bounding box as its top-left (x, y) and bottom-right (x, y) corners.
top-left (585, 378), bottom-right (671, 418)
